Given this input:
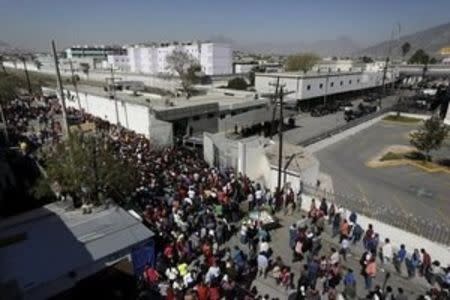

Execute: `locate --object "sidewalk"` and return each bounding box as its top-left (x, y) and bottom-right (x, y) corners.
top-left (225, 207), bottom-right (432, 299)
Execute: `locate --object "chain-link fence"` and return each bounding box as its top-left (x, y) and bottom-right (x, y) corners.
top-left (302, 182), bottom-right (450, 246)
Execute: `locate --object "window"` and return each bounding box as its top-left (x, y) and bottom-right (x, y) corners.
top-left (193, 116), bottom-right (200, 121)
top-left (307, 85), bottom-right (311, 90)
top-left (220, 114), bottom-right (226, 119)
top-left (207, 113), bottom-right (215, 119)
top-left (357, 79), bottom-right (360, 83)
top-left (340, 81), bottom-right (343, 86)
top-left (319, 83), bottom-right (323, 89)
top-left (349, 80), bottom-right (352, 84)
top-left (330, 82), bottom-right (334, 87)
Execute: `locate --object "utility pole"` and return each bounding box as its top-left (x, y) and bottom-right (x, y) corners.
top-left (324, 67), bottom-right (331, 106)
top-left (381, 56), bottom-right (389, 107)
top-left (51, 40), bottom-right (70, 139)
top-left (21, 56), bottom-right (32, 94)
top-left (69, 59), bottom-right (82, 113)
top-left (107, 65), bottom-right (120, 126)
top-left (269, 77), bottom-right (280, 139)
top-left (380, 25), bottom-right (398, 108)
top-left (268, 78), bottom-right (294, 192)
top-left (277, 85), bottom-right (284, 192)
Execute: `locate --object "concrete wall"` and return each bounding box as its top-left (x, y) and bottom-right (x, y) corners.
top-left (267, 160), bottom-right (320, 192)
top-left (445, 103), bottom-right (450, 125)
top-left (43, 87), bottom-right (173, 146)
top-left (187, 115), bottom-right (218, 135)
top-left (202, 132), bottom-right (239, 169)
top-left (149, 115), bottom-right (173, 146)
top-left (203, 133), bottom-right (215, 166)
top-left (5, 62), bottom-right (179, 91)
top-left (238, 140), bottom-right (272, 185)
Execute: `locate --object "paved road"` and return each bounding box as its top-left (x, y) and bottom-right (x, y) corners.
top-left (315, 121), bottom-right (450, 226)
top-left (282, 94), bottom-right (400, 145)
top-left (226, 208), bottom-right (431, 299)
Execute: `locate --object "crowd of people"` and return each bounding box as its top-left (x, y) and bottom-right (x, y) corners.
top-left (3, 94), bottom-right (450, 300)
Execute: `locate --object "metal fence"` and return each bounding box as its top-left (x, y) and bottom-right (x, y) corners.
top-left (302, 182), bottom-right (450, 246)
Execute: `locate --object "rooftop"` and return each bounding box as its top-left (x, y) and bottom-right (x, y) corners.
top-left (0, 202), bottom-right (153, 298)
top-left (255, 70), bottom-right (364, 79)
top-left (66, 85), bottom-right (267, 113)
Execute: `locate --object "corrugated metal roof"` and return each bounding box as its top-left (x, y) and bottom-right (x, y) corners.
top-left (0, 202), bottom-right (153, 297)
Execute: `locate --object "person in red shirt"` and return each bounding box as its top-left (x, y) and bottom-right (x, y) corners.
top-left (164, 243), bottom-right (175, 260)
top-left (196, 282), bottom-right (208, 300)
top-left (208, 282), bottom-right (221, 300)
top-left (420, 248), bottom-right (431, 276)
top-left (143, 266), bottom-right (160, 286)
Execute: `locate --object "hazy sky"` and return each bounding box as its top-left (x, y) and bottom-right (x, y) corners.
top-left (1, 0), bottom-right (450, 51)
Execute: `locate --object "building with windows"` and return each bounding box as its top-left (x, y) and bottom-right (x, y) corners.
top-left (105, 55), bottom-right (130, 71)
top-left (255, 68), bottom-right (395, 102)
top-left (127, 42), bottom-right (232, 75)
top-left (65, 45), bottom-right (126, 59)
top-left (233, 61), bottom-right (258, 74)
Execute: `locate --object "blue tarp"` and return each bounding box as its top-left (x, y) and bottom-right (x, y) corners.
top-left (131, 239), bottom-right (155, 277)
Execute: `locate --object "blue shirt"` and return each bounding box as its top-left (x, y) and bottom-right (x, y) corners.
top-left (397, 248), bottom-right (407, 261)
top-left (344, 272), bottom-right (356, 286)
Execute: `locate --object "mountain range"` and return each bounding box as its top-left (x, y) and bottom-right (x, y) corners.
top-left (238, 36), bottom-right (362, 57)
top-left (355, 22), bottom-right (450, 58)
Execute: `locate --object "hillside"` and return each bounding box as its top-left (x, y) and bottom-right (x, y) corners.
top-left (355, 22), bottom-right (450, 59)
top-left (239, 36), bottom-right (362, 57)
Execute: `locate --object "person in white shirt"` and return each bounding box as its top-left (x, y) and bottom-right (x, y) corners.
top-left (340, 237), bottom-right (350, 261)
top-left (381, 238), bottom-right (393, 264)
top-left (259, 239), bottom-right (270, 254)
top-left (205, 263), bottom-right (220, 283)
top-left (330, 247), bottom-right (340, 265)
top-left (257, 253), bottom-right (269, 278)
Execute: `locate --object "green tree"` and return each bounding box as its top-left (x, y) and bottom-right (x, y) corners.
top-left (285, 53), bottom-right (320, 73)
top-left (401, 42), bottom-right (411, 58)
top-left (227, 77), bottom-right (248, 90)
top-left (361, 56), bottom-right (374, 63)
top-left (34, 131), bottom-right (138, 206)
top-left (429, 57), bottom-right (438, 64)
top-left (408, 49), bottom-right (430, 64)
top-left (166, 49), bottom-right (200, 98)
top-left (409, 115), bottom-right (449, 161)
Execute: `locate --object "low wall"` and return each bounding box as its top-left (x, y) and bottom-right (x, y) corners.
top-left (5, 62), bottom-right (179, 91)
top-left (300, 194), bottom-right (450, 266)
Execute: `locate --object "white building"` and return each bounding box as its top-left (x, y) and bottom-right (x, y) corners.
top-left (234, 62), bottom-right (258, 74)
top-left (255, 69), bottom-right (394, 101)
top-left (127, 42), bottom-right (232, 76)
top-left (65, 45), bottom-right (126, 59)
top-left (106, 55), bottom-right (130, 71)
